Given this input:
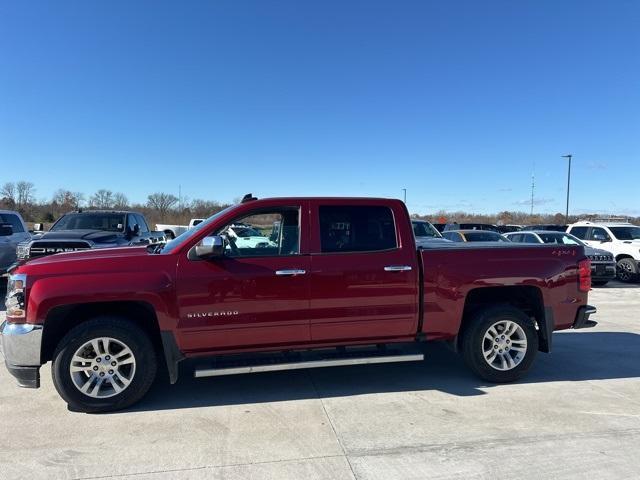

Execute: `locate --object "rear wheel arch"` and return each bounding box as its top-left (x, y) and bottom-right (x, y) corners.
top-left (457, 286), bottom-right (546, 351)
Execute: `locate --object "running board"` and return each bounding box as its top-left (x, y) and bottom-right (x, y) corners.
top-left (194, 353), bottom-right (424, 378)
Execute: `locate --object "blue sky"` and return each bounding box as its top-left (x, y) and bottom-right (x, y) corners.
top-left (1, 1), bottom-right (639, 215)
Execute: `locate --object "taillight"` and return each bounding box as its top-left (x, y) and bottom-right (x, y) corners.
top-left (578, 259), bottom-right (591, 292)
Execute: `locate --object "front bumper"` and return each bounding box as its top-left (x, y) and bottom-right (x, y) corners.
top-left (573, 305), bottom-right (597, 329)
top-left (0, 321), bottom-right (42, 388)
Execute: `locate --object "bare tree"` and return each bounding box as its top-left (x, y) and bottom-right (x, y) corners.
top-left (89, 189), bottom-right (114, 209)
top-left (147, 192), bottom-right (178, 218)
top-left (1, 182), bottom-right (17, 203)
top-left (16, 181), bottom-right (35, 207)
top-left (112, 192), bottom-right (129, 209)
top-left (189, 199), bottom-right (226, 219)
top-left (52, 190), bottom-right (84, 214)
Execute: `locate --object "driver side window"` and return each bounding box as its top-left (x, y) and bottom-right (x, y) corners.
top-left (218, 208), bottom-right (300, 257)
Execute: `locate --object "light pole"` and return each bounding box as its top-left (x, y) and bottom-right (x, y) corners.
top-left (402, 188), bottom-right (407, 204)
top-left (561, 154), bottom-right (572, 223)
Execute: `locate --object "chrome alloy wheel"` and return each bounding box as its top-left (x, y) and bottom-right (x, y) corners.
top-left (69, 337), bottom-right (136, 398)
top-left (482, 320), bottom-right (528, 371)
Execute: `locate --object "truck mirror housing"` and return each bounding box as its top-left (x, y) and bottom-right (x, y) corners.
top-left (33, 223), bottom-right (44, 232)
top-left (195, 236), bottom-right (225, 259)
top-left (0, 224), bottom-right (13, 236)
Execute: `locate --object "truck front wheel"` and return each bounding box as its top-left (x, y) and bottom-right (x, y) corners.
top-left (51, 317), bottom-right (157, 413)
top-left (461, 306), bottom-right (538, 383)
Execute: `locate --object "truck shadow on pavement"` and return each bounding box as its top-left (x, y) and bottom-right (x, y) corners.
top-left (128, 330), bottom-right (640, 413)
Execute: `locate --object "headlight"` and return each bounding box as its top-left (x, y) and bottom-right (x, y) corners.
top-left (5, 273), bottom-right (27, 320)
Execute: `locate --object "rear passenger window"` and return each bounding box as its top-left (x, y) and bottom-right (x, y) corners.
top-left (319, 206), bottom-right (396, 253)
top-left (570, 227), bottom-right (588, 239)
top-left (0, 213), bottom-right (24, 233)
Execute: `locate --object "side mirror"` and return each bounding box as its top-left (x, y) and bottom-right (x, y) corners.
top-left (195, 235), bottom-right (225, 259)
top-left (33, 223), bottom-right (44, 232)
top-left (0, 224), bottom-right (13, 236)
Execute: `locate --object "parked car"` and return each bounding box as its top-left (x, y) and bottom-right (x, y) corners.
top-left (411, 220), bottom-right (452, 246)
top-left (16, 210), bottom-right (166, 262)
top-left (223, 223), bottom-right (277, 249)
top-left (521, 224), bottom-right (567, 232)
top-left (2, 196), bottom-right (595, 412)
top-left (566, 221), bottom-right (640, 282)
top-left (0, 210), bottom-right (31, 274)
top-left (504, 230), bottom-right (616, 286)
top-left (442, 229), bottom-right (510, 243)
top-left (156, 218), bottom-right (205, 239)
top-left (444, 223), bottom-right (501, 233)
top-left (495, 225), bottom-right (523, 234)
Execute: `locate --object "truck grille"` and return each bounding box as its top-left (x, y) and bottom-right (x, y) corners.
top-left (588, 254), bottom-right (613, 262)
top-left (27, 241), bottom-right (91, 258)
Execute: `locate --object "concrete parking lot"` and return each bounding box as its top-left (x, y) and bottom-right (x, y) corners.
top-left (1, 280), bottom-right (639, 480)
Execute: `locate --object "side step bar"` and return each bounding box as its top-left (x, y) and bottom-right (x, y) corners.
top-left (194, 353), bottom-right (424, 378)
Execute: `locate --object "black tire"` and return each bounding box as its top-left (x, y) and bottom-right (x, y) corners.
top-left (461, 305), bottom-right (538, 383)
top-left (591, 280), bottom-right (609, 287)
top-left (164, 231), bottom-right (175, 240)
top-left (51, 316), bottom-right (157, 413)
top-left (616, 258), bottom-right (638, 283)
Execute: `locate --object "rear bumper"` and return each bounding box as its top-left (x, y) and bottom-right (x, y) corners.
top-left (1, 321), bottom-right (43, 388)
top-left (590, 262), bottom-right (616, 281)
top-left (573, 305), bottom-right (597, 329)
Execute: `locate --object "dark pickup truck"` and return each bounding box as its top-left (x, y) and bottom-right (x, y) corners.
top-left (2, 197), bottom-right (596, 412)
top-left (16, 210), bottom-right (166, 261)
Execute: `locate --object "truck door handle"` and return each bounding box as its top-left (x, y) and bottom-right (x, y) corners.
top-left (384, 265), bottom-right (412, 272)
top-left (275, 269), bottom-right (307, 276)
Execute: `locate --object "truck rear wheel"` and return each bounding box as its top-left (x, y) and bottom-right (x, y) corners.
top-left (461, 306), bottom-right (538, 383)
top-left (51, 316), bottom-right (157, 413)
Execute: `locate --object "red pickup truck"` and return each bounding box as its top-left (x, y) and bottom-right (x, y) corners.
top-left (2, 196), bottom-right (596, 412)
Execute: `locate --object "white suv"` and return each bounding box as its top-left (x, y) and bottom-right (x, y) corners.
top-left (566, 221), bottom-right (640, 282)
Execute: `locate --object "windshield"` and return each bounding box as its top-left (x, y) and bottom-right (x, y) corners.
top-left (538, 232), bottom-right (583, 246)
top-left (465, 231), bottom-right (507, 242)
top-left (609, 226), bottom-right (640, 240)
top-left (51, 213), bottom-right (125, 232)
top-left (161, 206), bottom-right (234, 254)
top-left (412, 221), bottom-right (442, 238)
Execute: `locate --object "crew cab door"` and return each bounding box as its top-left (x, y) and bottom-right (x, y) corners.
top-left (175, 203), bottom-right (311, 352)
top-left (308, 201), bottom-right (419, 342)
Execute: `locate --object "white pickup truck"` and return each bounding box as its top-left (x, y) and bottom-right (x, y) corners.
top-left (156, 218), bottom-right (205, 239)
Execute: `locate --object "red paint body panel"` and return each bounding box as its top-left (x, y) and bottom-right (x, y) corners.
top-left (12, 197), bottom-right (590, 362)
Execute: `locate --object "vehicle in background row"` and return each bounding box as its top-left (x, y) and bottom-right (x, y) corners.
top-left (495, 225), bottom-right (523, 234)
top-left (522, 225), bottom-right (567, 232)
top-left (504, 230), bottom-right (616, 287)
top-left (567, 221), bottom-right (640, 283)
top-left (156, 218), bottom-right (205, 239)
top-left (16, 210), bottom-right (166, 262)
top-left (411, 220), bottom-right (452, 246)
top-left (443, 223), bottom-right (501, 233)
top-left (2, 196), bottom-right (596, 412)
top-left (442, 229), bottom-right (510, 243)
top-left (0, 210), bottom-right (31, 274)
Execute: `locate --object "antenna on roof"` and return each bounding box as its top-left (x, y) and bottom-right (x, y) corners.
top-left (241, 193), bottom-right (257, 203)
